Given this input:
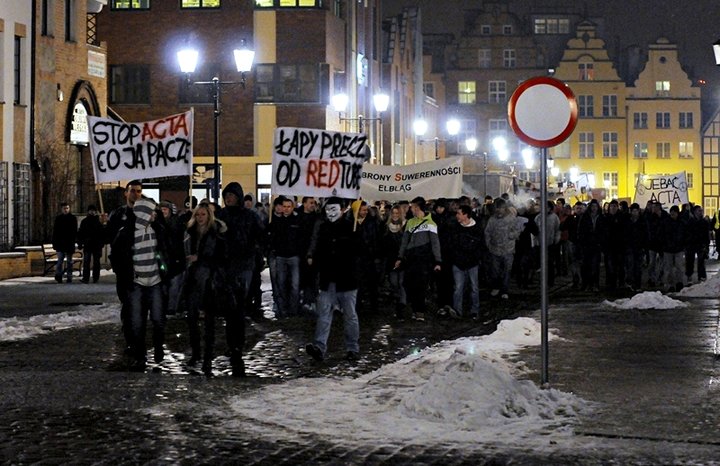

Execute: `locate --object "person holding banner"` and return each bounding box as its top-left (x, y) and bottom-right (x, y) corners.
top-left (216, 182), bottom-right (264, 377)
top-left (105, 180), bottom-right (144, 352)
top-left (305, 197), bottom-right (362, 362)
top-left (394, 197), bottom-right (442, 322)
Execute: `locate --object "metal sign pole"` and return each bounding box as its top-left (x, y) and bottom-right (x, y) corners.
top-left (540, 147), bottom-right (549, 387)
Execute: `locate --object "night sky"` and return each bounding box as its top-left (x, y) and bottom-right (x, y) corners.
top-left (383, 0), bottom-right (720, 112)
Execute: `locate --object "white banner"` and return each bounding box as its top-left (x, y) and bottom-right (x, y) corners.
top-left (360, 158), bottom-right (463, 201)
top-left (271, 127), bottom-right (368, 198)
top-left (633, 171), bottom-right (689, 209)
top-left (88, 111), bottom-right (194, 184)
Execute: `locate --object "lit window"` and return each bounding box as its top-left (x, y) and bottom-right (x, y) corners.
top-left (111, 0), bottom-right (150, 9)
top-left (182, 0), bottom-right (221, 8)
top-left (578, 62), bottom-right (594, 80)
top-left (534, 19), bottom-right (546, 34)
top-left (655, 80), bottom-right (670, 97)
top-left (458, 81), bottom-right (476, 104)
top-left (679, 142), bottom-right (694, 158)
top-left (633, 142), bottom-right (648, 158)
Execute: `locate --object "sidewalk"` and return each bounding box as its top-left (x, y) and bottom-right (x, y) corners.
top-left (0, 265), bottom-right (719, 463)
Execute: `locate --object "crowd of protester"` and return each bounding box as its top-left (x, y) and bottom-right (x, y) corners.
top-left (58, 179), bottom-right (716, 373)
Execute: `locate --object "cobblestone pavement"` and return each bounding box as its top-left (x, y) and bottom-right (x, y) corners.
top-left (1, 271), bottom-right (720, 464)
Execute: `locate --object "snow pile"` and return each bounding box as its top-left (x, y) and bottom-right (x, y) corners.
top-left (603, 291), bottom-right (688, 310)
top-left (0, 304), bottom-right (117, 341)
top-left (676, 273), bottom-right (720, 298)
top-left (226, 317), bottom-right (587, 447)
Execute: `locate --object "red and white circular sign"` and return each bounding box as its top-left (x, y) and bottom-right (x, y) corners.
top-left (508, 77), bottom-right (578, 148)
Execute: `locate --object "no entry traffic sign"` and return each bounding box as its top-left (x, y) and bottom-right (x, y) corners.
top-left (508, 77), bottom-right (577, 148)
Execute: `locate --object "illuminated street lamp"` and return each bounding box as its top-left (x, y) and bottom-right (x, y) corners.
top-left (177, 41), bottom-right (255, 204)
top-left (414, 118), bottom-right (460, 160)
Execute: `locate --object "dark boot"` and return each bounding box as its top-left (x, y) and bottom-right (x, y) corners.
top-left (230, 349), bottom-right (245, 377)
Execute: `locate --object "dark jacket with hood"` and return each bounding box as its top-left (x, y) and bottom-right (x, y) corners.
top-left (215, 182), bottom-right (264, 272)
top-left (308, 215), bottom-right (361, 292)
top-left (52, 212), bottom-right (78, 253)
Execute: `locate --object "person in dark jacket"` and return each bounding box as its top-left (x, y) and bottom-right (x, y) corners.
top-left (380, 205), bottom-right (406, 319)
top-left (560, 202), bottom-right (583, 289)
top-left (266, 197), bottom-right (302, 318)
top-left (110, 198), bottom-right (170, 371)
top-left (624, 203), bottom-right (648, 291)
top-left (354, 201), bottom-right (381, 314)
top-left (215, 181), bottom-right (263, 377)
top-left (603, 200), bottom-right (627, 290)
top-left (305, 198), bottom-right (362, 362)
top-left (158, 201), bottom-right (186, 315)
top-left (685, 204), bottom-right (711, 284)
top-left (445, 205), bottom-right (483, 319)
top-left (77, 204), bottom-right (103, 283)
top-left (105, 179), bottom-right (143, 349)
top-left (297, 197), bottom-right (320, 314)
top-left (645, 201), bottom-right (666, 288)
top-left (52, 202), bottom-right (78, 283)
top-left (661, 205), bottom-right (687, 292)
top-left (577, 199), bottom-right (605, 291)
top-left (182, 203), bottom-right (229, 376)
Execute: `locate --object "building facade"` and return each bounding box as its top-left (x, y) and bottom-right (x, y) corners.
top-left (0, 1), bottom-right (32, 250)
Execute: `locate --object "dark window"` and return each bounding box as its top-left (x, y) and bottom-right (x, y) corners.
top-left (111, 0), bottom-right (150, 10)
top-left (656, 112), bottom-right (670, 129)
top-left (42, 0), bottom-right (54, 36)
top-left (65, 0), bottom-right (76, 41)
top-left (254, 63), bottom-right (321, 103)
top-left (110, 65), bottom-right (151, 104)
top-left (14, 36), bottom-right (21, 104)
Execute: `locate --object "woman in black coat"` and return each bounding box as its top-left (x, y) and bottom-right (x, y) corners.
top-left (182, 203), bottom-right (228, 376)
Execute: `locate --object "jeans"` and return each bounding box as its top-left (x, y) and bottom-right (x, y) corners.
top-left (128, 283), bottom-right (165, 362)
top-left (165, 271), bottom-right (185, 314)
top-left (685, 246), bottom-right (707, 282)
top-left (489, 253), bottom-right (513, 294)
top-left (274, 255), bottom-right (300, 317)
top-left (387, 269), bottom-right (406, 306)
top-left (452, 265), bottom-right (480, 316)
top-left (313, 283), bottom-right (359, 355)
top-left (648, 250), bottom-right (663, 284)
top-left (55, 250), bottom-right (74, 281)
top-left (227, 268), bottom-right (252, 364)
top-left (662, 251), bottom-right (685, 288)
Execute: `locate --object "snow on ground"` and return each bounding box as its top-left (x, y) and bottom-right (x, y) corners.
top-left (602, 291), bottom-right (688, 310)
top-left (225, 317), bottom-right (588, 450)
top-left (676, 273), bottom-right (720, 298)
top-left (0, 304), bottom-right (117, 342)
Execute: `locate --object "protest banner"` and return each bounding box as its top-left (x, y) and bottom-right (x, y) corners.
top-left (360, 158), bottom-right (463, 202)
top-left (271, 127), bottom-right (369, 198)
top-left (633, 171), bottom-right (689, 209)
top-left (88, 111), bottom-right (193, 183)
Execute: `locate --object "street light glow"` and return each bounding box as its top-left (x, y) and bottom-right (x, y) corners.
top-left (413, 119), bottom-right (428, 136)
top-left (177, 49), bottom-right (199, 73)
top-left (465, 137), bottom-right (478, 152)
top-left (446, 119), bottom-right (461, 136)
top-left (492, 136), bottom-right (507, 152)
top-left (233, 45), bottom-right (255, 72)
top-left (522, 148), bottom-right (534, 169)
top-left (373, 93), bottom-right (390, 112)
top-left (332, 93), bottom-right (349, 112)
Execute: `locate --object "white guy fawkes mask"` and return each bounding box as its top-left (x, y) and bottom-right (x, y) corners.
top-left (325, 204), bottom-right (342, 223)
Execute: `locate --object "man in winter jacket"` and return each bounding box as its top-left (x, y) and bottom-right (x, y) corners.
top-left (77, 204), bottom-right (103, 283)
top-left (685, 204), bottom-right (711, 283)
top-left (577, 199), bottom-right (605, 291)
top-left (484, 197), bottom-right (522, 299)
top-left (661, 205), bottom-right (686, 292)
top-left (394, 196), bottom-right (442, 321)
top-left (603, 200), bottom-right (627, 290)
top-left (266, 197), bottom-right (302, 318)
top-left (52, 202), bottom-right (78, 283)
top-left (216, 181), bottom-right (263, 376)
top-left (534, 200), bottom-right (561, 287)
top-left (445, 205), bottom-right (483, 318)
top-left (306, 198), bottom-right (362, 362)
top-left (110, 198), bottom-right (170, 371)
top-left (624, 203), bottom-right (648, 290)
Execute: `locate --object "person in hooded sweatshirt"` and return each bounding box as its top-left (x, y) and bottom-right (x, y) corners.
top-left (215, 181), bottom-right (263, 377)
top-left (112, 198), bottom-right (169, 372)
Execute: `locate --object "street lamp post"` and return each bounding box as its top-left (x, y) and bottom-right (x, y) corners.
top-left (413, 119), bottom-right (460, 160)
top-left (177, 42), bottom-right (255, 204)
top-left (332, 92), bottom-right (389, 163)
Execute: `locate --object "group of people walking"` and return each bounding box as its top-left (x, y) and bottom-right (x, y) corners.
top-left (52, 180), bottom-right (716, 375)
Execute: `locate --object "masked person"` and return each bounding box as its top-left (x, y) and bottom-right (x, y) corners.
top-left (305, 198), bottom-right (362, 362)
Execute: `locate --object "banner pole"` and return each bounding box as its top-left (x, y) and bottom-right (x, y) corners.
top-left (96, 186), bottom-right (105, 215)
